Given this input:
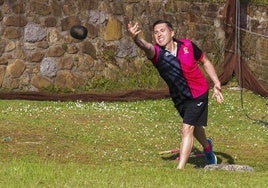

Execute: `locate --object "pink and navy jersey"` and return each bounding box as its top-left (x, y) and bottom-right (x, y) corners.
top-left (151, 39), bottom-right (209, 102)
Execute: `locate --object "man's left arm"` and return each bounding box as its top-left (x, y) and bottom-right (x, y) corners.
top-left (201, 55), bottom-right (224, 103)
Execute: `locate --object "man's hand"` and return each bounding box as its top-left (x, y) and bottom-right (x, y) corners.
top-left (127, 21), bottom-right (142, 39)
top-left (212, 85), bottom-right (224, 103)
top-left (127, 21), bottom-right (155, 59)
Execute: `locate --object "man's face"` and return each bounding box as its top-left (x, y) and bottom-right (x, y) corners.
top-left (153, 23), bottom-right (174, 47)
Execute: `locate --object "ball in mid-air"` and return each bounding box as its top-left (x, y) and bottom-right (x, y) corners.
top-left (70, 25), bottom-right (88, 40)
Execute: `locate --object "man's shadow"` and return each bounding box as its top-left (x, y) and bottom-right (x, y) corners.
top-left (160, 147), bottom-right (234, 168)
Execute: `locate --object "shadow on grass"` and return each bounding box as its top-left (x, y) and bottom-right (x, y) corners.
top-left (160, 147), bottom-right (235, 168)
top-left (214, 151), bottom-right (235, 164)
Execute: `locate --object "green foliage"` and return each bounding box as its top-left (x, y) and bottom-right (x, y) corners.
top-left (40, 84), bottom-right (76, 93)
top-left (87, 62), bottom-right (165, 92)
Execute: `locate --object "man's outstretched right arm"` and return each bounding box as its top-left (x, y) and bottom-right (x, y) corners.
top-left (127, 22), bottom-right (155, 59)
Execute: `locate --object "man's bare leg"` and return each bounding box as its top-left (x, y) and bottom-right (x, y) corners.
top-left (177, 123), bottom-right (195, 169)
top-left (194, 126), bottom-right (217, 165)
top-left (193, 126), bottom-right (209, 149)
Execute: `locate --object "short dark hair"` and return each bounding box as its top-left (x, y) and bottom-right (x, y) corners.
top-left (153, 20), bottom-right (173, 30)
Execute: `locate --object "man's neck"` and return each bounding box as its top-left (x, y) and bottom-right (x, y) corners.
top-left (165, 41), bottom-right (177, 56)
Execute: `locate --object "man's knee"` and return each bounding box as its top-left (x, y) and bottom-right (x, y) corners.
top-left (181, 124), bottom-right (194, 137)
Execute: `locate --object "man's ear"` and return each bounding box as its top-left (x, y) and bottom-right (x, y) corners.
top-left (171, 30), bottom-right (175, 37)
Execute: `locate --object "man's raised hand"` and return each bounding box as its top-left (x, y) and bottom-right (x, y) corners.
top-left (128, 21), bottom-right (142, 39)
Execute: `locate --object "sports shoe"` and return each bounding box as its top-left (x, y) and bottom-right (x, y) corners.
top-left (204, 138), bottom-right (217, 165)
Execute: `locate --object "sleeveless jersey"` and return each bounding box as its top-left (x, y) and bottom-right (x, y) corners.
top-left (151, 39), bottom-right (209, 102)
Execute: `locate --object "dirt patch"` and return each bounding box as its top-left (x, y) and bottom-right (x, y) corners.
top-left (0, 89), bottom-right (169, 102)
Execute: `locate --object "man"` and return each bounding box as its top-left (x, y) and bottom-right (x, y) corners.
top-left (127, 20), bottom-right (224, 169)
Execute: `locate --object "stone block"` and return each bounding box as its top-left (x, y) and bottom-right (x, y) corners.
top-left (78, 0), bottom-right (98, 11)
top-left (6, 59), bottom-right (26, 78)
top-left (0, 44), bottom-right (6, 56)
top-left (82, 41), bottom-right (96, 59)
top-left (1, 77), bottom-right (19, 89)
top-left (30, 1), bottom-right (51, 16)
top-left (85, 23), bottom-right (99, 38)
top-left (55, 71), bottom-right (84, 89)
top-left (12, 2), bottom-right (25, 14)
top-left (27, 52), bottom-right (44, 62)
top-left (24, 23), bottom-right (47, 42)
top-left (88, 10), bottom-right (106, 24)
top-left (0, 56), bottom-right (10, 65)
top-left (5, 41), bottom-right (16, 52)
top-left (103, 17), bottom-right (122, 41)
top-left (47, 46), bottom-right (65, 57)
top-left (45, 17), bottom-right (57, 27)
top-left (58, 56), bottom-right (74, 70)
top-left (0, 66), bottom-right (6, 86)
top-left (61, 16), bottom-right (80, 31)
top-left (3, 27), bottom-right (21, 39)
top-left (3, 15), bottom-right (27, 27)
top-left (51, 0), bottom-right (61, 17)
top-left (40, 57), bottom-right (57, 77)
top-left (66, 44), bottom-right (78, 54)
top-left (31, 75), bottom-right (52, 89)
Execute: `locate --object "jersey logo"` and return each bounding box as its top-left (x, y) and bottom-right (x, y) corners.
top-left (183, 47), bottom-right (189, 54)
top-left (197, 102), bottom-right (203, 107)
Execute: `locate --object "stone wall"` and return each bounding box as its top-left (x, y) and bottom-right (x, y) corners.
top-left (0, 0), bottom-right (267, 92)
top-left (240, 3), bottom-right (268, 88)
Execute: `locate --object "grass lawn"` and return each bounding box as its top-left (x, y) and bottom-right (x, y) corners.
top-left (0, 86), bottom-right (267, 187)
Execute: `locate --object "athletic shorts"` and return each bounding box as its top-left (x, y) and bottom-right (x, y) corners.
top-left (173, 91), bottom-right (208, 126)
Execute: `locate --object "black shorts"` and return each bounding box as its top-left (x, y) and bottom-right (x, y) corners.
top-left (174, 92), bottom-right (208, 126)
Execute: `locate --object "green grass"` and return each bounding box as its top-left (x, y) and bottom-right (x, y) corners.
top-left (0, 86), bottom-right (267, 187)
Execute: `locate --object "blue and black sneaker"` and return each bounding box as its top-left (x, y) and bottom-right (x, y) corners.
top-left (204, 138), bottom-right (217, 165)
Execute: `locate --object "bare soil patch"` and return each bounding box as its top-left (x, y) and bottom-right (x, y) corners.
top-left (0, 89), bottom-right (169, 102)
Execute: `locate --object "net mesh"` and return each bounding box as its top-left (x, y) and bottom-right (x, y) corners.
top-left (218, 0), bottom-right (268, 97)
